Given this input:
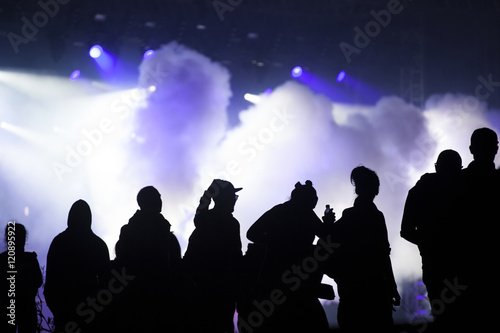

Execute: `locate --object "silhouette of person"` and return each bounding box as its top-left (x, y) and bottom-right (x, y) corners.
top-left (453, 127), bottom-right (499, 331)
top-left (326, 166), bottom-right (399, 333)
top-left (44, 200), bottom-right (110, 333)
top-left (183, 179), bottom-right (243, 333)
top-left (114, 186), bottom-right (182, 333)
top-left (242, 180), bottom-right (331, 333)
top-left (1, 222), bottom-right (43, 333)
top-left (401, 149), bottom-right (462, 325)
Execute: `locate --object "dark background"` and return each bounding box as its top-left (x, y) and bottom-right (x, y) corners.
top-left (1, 0), bottom-right (499, 125)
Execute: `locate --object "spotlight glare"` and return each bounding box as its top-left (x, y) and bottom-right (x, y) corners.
top-left (148, 85), bottom-right (157, 92)
top-left (291, 66), bottom-right (303, 78)
top-left (244, 93), bottom-right (261, 104)
top-left (70, 69), bottom-right (81, 81)
top-left (89, 45), bottom-right (103, 59)
top-left (336, 70), bottom-right (346, 82)
top-left (143, 49), bottom-right (155, 60)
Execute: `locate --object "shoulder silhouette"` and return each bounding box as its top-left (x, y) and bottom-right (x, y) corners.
top-left (184, 179), bottom-right (242, 269)
top-left (401, 149), bottom-right (462, 245)
top-left (115, 186), bottom-right (181, 272)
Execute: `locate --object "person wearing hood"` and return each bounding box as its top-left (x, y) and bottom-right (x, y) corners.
top-left (114, 186), bottom-right (181, 333)
top-left (44, 200), bottom-right (110, 333)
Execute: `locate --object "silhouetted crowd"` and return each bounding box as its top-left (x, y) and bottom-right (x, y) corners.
top-left (1, 127), bottom-right (499, 333)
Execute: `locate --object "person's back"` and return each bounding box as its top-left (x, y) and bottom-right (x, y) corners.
top-left (327, 166), bottom-right (399, 333)
top-left (460, 128), bottom-right (499, 230)
top-left (183, 179), bottom-right (243, 333)
top-left (247, 200), bottom-right (322, 266)
top-left (401, 173), bottom-right (457, 247)
top-left (243, 180), bottom-right (330, 333)
top-left (332, 197), bottom-right (390, 281)
top-left (113, 186), bottom-right (181, 333)
top-left (185, 208), bottom-right (241, 272)
top-left (458, 129), bottom-right (499, 277)
top-left (246, 181), bottom-right (325, 283)
top-left (116, 210), bottom-right (180, 277)
top-left (400, 149), bottom-right (463, 315)
top-left (44, 200), bottom-right (110, 333)
top-left (0, 222), bottom-right (42, 333)
top-left (453, 128), bottom-right (499, 331)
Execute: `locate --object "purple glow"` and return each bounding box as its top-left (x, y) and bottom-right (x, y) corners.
top-left (336, 70), bottom-right (346, 82)
top-left (89, 45), bottom-right (103, 59)
top-left (69, 69), bottom-right (81, 81)
top-left (291, 66), bottom-right (303, 78)
top-left (90, 47), bottom-right (116, 73)
top-left (143, 49), bottom-right (155, 60)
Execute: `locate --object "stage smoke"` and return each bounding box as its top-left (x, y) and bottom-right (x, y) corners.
top-left (0, 44), bottom-right (499, 287)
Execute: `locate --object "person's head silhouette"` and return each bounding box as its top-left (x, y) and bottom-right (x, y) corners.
top-left (67, 199), bottom-right (92, 231)
top-left (137, 186), bottom-right (163, 213)
top-left (435, 149), bottom-right (462, 174)
top-left (290, 180), bottom-right (318, 210)
top-left (469, 127), bottom-right (498, 164)
top-left (4, 222), bottom-right (27, 251)
top-left (350, 166), bottom-right (379, 201)
top-left (209, 179), bottom-right (242, 213)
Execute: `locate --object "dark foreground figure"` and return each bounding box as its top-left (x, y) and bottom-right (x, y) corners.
top-left (401, 127), bottom-right (500, 332)
top-left (183, 179), bottom-right (243, 333)
top-left (450, 128), bottom-right (499, 332)
top-left (113, 186), bottom-right (182, 333)
top-left (240, 180), bottom-right (333, 333)
top-left (326, 166), bottom-right (400, 333)
top-left (1, 223), bottom-right (43, 333)
top-left (401, 149), bottom-right (463, 326)
top-left (44, 200), bottom-right (110, 333)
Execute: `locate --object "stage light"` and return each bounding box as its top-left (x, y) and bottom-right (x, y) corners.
top-left (148, 85), bottom-right (157, 92)
top-left (143, 49), bottom-right (155, 60)
top-left (291, 66), bottom-right (303, 78)
top-left (89, 45), bottom-right (103, 59)
top-left (336, 70), bottom-right (346, 82)
top-left (70, 69), bottom-right (81, 81)
top-left (0, 121), bottom-right (6, 129)
top-left (247, 32), bottom-right (258, 39)
top-left (244, 93), bottom-right (261, 104)
top-left (94, 13), bottom-right (107, 22)
top-left (89, 45), bottom-right (117, 74)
